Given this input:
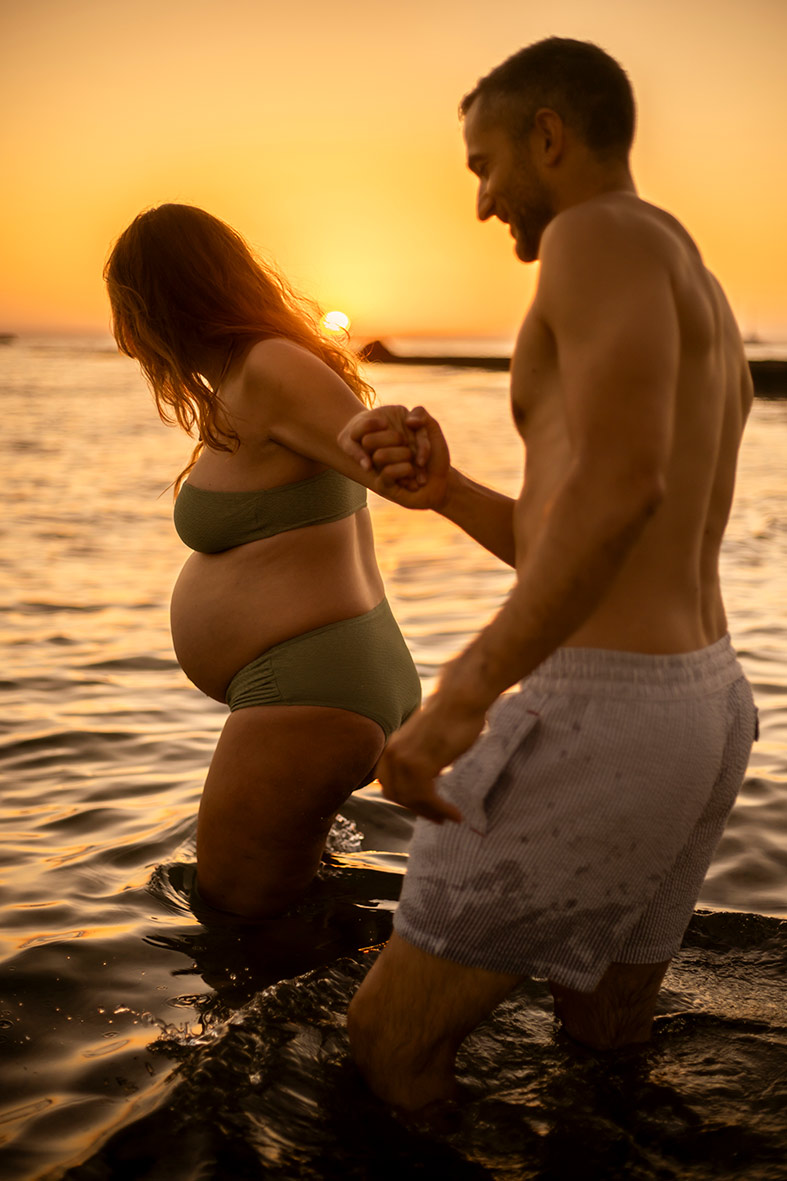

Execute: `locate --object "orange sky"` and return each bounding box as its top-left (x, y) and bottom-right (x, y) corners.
top-left (1, 0), bottom-right (786, 340)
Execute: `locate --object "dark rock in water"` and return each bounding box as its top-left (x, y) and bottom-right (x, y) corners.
top-left (358, 339), bottom-right (511, 372)
top-left (63, 910), bottom-right (787, 1180)
top-left (358, 338), bottom-right (398, 363)
top-left (748, 359), bottom-right (787, 396)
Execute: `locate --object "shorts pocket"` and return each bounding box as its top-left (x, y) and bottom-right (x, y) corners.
top-left (440, 691), bottom-right (543, 835)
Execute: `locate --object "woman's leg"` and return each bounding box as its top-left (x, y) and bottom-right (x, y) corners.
top-left (195, 704), bottom-right (385, 917)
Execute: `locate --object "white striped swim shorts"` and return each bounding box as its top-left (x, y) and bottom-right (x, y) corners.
top-left (393, 635), bottom-right (757, 992)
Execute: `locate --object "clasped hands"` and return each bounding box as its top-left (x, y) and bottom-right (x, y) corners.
top-left (338, 404), bottom-right (450, 511)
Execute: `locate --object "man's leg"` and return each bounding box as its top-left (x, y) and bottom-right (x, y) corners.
top-left (347, 931), bottom-right (522, 1111)
top-left (549, 959), bottom-right (671, 1050)
top-left (348, 935), bottom-right (671, 1110)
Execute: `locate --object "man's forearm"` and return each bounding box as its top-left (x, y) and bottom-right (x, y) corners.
top-left (439, 468), bottom-right (517, 566)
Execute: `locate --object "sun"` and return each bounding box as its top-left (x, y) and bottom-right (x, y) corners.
top-left (320, 310), bottom-right (351, 336)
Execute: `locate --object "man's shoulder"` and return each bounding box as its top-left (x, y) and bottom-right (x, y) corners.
top-left (539, 195), bottom-right (698, 294)
top-left (543, 195), bottom-right (670, 254)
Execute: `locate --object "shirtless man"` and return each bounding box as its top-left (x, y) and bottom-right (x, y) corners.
top-left (339, 38), bottom-right (757, 1111)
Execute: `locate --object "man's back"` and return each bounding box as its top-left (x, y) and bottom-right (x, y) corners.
top-left (511, 192), bottom-right (754, 654)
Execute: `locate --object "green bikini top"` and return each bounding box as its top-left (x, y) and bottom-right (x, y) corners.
top-left (174, 468), bottom-right (368, 554)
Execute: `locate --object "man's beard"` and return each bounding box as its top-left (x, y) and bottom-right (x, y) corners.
top-left (511, 199), bottom-right (553, 262)
top-left (508, 168), bottom-right (555, 262)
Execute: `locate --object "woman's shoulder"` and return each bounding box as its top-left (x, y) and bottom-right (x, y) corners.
top-left (242, 337), bottom-right (330, 389)
top-left (228, 336), bottom-right (358, 446)
top-left (237, 337), bottom-right (357, 423)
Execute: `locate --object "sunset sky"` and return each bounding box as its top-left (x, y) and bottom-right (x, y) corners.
top-left (2, 0), bottom-right (786, 341)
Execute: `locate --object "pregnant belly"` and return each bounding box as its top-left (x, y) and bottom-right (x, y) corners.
top-left (170, 527), bottom-right (384, 702)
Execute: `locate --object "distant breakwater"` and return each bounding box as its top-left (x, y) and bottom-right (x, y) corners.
top-left (359, 340), bottom-right (787, 397)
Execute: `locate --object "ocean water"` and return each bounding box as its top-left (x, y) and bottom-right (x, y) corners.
top-left (0, 335), bottom-right (786, 1179)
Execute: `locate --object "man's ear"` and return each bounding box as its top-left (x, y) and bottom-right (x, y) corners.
top-left (531, 108), bottom-right (565, 165)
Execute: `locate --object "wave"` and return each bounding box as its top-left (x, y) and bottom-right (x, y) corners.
top-left (53, 908), bottom-right (787, 1181)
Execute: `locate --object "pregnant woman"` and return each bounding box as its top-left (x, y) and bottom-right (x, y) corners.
top-left (104, 203), bottom-right (423, 917)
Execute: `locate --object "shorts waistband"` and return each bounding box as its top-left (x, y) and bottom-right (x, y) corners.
top-left (526, 634), bottom-right (745, 698)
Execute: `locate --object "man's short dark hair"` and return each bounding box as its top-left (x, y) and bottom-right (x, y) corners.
top-left (460, 37), bottom-right (636, 159)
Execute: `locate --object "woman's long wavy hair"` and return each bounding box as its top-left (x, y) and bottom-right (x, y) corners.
top-left (104, 203), bottom-right (374, 488)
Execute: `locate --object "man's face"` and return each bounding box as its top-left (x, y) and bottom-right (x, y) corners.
top-left (463, 99), bottom-right (555, 262)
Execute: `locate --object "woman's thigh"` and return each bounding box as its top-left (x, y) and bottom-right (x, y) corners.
top-left (196, 704), bottom-right (385, 915)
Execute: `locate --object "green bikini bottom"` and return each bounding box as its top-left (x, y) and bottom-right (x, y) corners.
top-left (225, 598), bottom-right (422, 742)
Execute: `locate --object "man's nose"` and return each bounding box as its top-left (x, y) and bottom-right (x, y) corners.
top-left (477, 184), bottom-right (494, 222)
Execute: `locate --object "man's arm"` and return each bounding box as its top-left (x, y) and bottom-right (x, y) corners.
top-left (440, 467), bottom-right (517, 566)
top-left (376, 207), bottom-right (680, 819)
top-left (340, 405), bottom-right (517, 566)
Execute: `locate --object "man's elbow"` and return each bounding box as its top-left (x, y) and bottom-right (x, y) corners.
top-left (601, 462), bottom-right (666, 537)
top-left (577, 454), bottom-right (666, 523)
top-left (636, 467), bottom-right (667, 518)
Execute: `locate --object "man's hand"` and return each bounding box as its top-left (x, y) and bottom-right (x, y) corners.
top-left (338, 404), bottom-right (451, 510)
top-left (375, 689), bottom-right (488, 823)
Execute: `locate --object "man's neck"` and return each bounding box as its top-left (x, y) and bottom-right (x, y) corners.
top-left (553, 157), bottom-right (637, 213)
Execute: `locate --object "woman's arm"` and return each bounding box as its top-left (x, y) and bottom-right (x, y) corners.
top-left (341, 403), bottom-right (517, 566)
top-left (239, 338), bottom-right (439, 507)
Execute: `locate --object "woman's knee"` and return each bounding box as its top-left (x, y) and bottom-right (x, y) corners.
top-left (195, 869), bottom-right (306, 919)
top-left (197, 817), bottom-right (332, 917)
